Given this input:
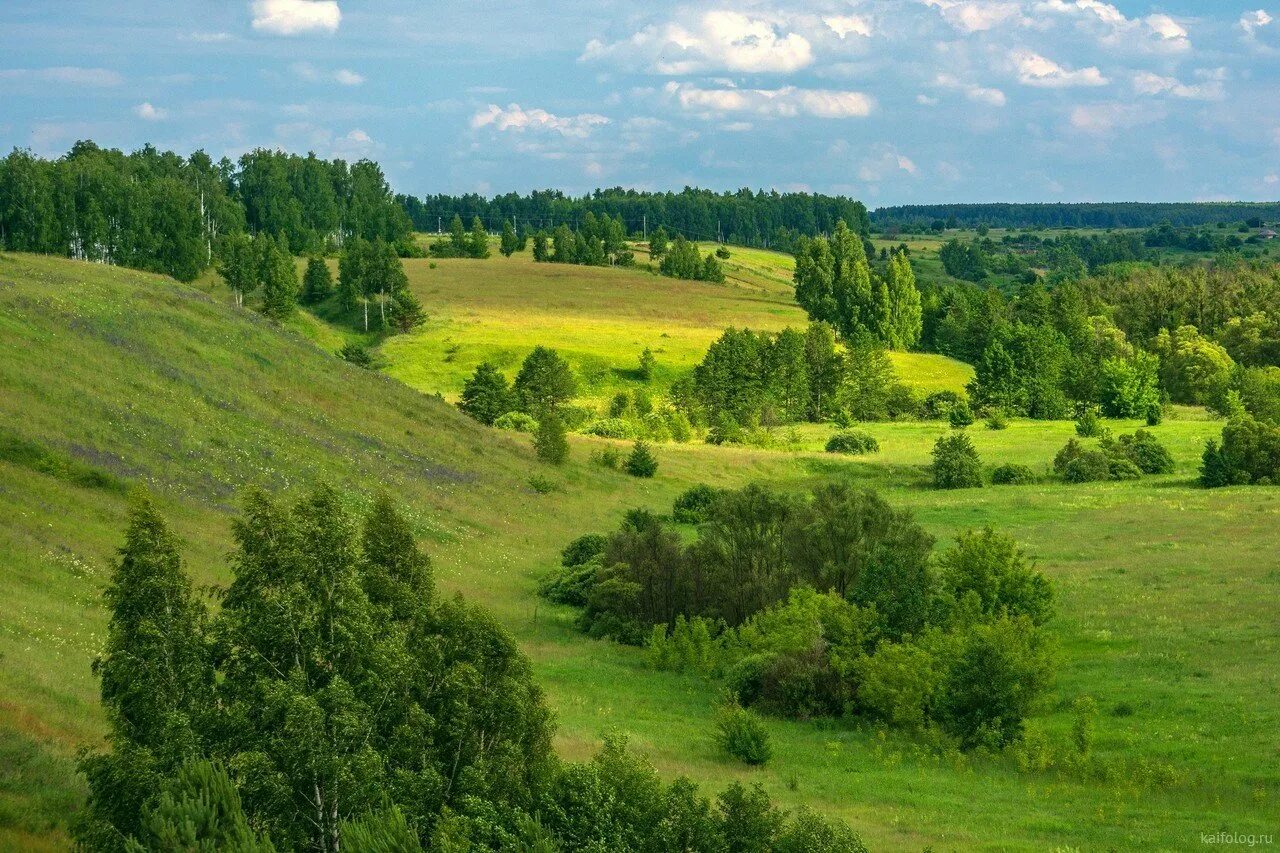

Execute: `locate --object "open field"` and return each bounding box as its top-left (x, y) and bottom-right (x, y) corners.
top-left (1, 253), bottom-right (1277, 850)
top-left (368, 248), bottom-right (972, 407)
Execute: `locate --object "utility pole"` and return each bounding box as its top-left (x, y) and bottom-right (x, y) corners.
top-left (642, 214), bottom-right (647, 242)
top-left (437, 216), bottom-right (442, 235)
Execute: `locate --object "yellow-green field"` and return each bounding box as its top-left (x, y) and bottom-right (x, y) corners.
top-left (371, 249), bottom-right (972, 407)
top-left (1, 252), bottom-right (1277, 850)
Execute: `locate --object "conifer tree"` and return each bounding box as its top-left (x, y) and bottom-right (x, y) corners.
top-left (500, 219), bottom-right (518, 257)
top-left (532, 230), bottom-right (549, 262)
top-left (515, 346), bottom-right (578, 413)
top-left (534, 411), bottom-right (570, 465)
top-left (469, 216), bottom-right (491, 259)
top-left (337, 236), bottom-right (367, 312)
top-left (625, 440), bottom-right (658, 477)
top-left (649, 226), bottom-right (669, 259)
top-left (300, 257), bottom-right (332, 305)
top-left (460, 362), bottom-right (516, 424)
top-left (448, 214), bottom-right (468, 256)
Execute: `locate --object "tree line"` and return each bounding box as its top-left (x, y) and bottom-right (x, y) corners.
top-left (0, 141), bottom-right (413, 282)
top-left (78, 488), bottom-right (865, 851)
top-left (872, 202), bottom-right (1280, 230)
top-left (399, 186), bottom-right (871, 250)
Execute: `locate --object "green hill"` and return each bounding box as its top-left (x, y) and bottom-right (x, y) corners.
top-left (1, 253), bottom-right (1277, 850)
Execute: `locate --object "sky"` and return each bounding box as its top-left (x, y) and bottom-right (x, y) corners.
top-left (1, 0), bottom-right (1277, 206)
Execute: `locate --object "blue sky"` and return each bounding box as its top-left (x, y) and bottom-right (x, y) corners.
top-left (1, 0), bottom-right (1277, 205)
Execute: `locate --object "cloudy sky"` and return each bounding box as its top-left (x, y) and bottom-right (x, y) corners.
top-left (1, 0), bottom-right (1277, 204)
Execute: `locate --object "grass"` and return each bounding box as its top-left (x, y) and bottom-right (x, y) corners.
top-left (0, 251), bottom-right (1277, 850)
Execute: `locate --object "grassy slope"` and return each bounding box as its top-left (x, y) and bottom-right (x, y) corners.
top-left (377, 247), bottom-right (973, 407)
top-left (0, 253), bottom-right (1277, 850)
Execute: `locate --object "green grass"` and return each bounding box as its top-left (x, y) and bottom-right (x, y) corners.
top-left (0, 252), bottom-right (1277, 850)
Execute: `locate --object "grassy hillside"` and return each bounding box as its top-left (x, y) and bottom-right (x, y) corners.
top-left (1, 253), bottom-right (1277, 850)
top-left (373, 247), bottom-right (972, 407)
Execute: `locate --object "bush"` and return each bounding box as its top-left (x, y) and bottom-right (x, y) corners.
top-left (494, 411), bottom-right (538, 432)
top-left (985, 409), bottom-right (1009, 430)
top-left (534, 412), bottom-right (569, 465)
top-left (665, 409), bottom-right (694, 443)
top-left (921, 391), bottom-right (962, 420)
top-left (949, 400), bottom-right (975, 429)
top-left (528, 475), bottom-right (558, 493)
top-left (561, 533), bottom-right (607, 567)
top-left (585, 418), bottom-right (635, 439)
top-left (938, 528), bottom-right (1054, 626)
top-left (1075, 406), bottom-right (1109, 439)
top-left (1063, 451), bottom-right (1113, 483)
top-left (625, 441), bottom-right (658, 478)
top-left (855, 642), bottom-right (940, 730)
top-left (338, 343), bottom-right (373, 368)
top-left (990, 463), bottom-right (1035, 485)
top-left (715, 704), bottom-right (773, 766)
top-left (1145, 404), bottom-right (1164, 426)
top-left (673, 484), bottom-right (723, 524)
top-left (825, 430), bottom-right (879, 455)
top-left (590, 446), bottom-right (623, 469)
top-left (1109, 430), bottom-right (1174, 475)
top-left (641, 412), bottom-right (671, 443)
top-left (1053, 438), bottom-right (1085, 475)
top-left (1201, 414), bottom-right (1280, 486)
top-left (932, 433), bottom-right (983, 489)
top-left (538, 559), bottom-right (600, 607)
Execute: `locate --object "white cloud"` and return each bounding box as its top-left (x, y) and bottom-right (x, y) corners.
top-left (1038, 1), bottom-right (1190, 50)
top-left (184, 31), bottom-right (233, 43)
top-left (1145, 14), bottom-right (1188, 44)
top-left (1265, 173), bottom-right (1279, 186)
top-left (581, 11), bottom-right (813, 74)
top-left (133, 102), bottom-right (167, 121)
top-left (0, 66), bottom-right (123, 86)
top-left (290, 62), bottom-right (364, 85)
top-left (1132, 71), bottom-right (1222, 101)
top-left (664, 82), bottom-right (875, 119)
top-left (1068, 102), bottom-right (1159, 134)
top-left (1241, 9), bottom-right (1273, 37)
top-left (824, 14), bottom-right (872, 39)
top-left (858, 145), bottom-right (919, 182)
top-left (936, 73), bottom-right (1007, 106)
top-left (1011, 49), bottom-right (1107, 87)
top-left (471, 103), bottom-right (609, 138)
top-left (251, 0), bottom-right (341, 36)
top-left (925, 0), bottom-right (1026, 33)
top-left (917, 94), bottom-right (940, 106)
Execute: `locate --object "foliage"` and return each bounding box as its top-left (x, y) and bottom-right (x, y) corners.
top-left (584, 418), bottom-right (635, 439)
top-left (825, 430), bottom-right (879, 455)
top-left (300, 257), bottom-right (333, 305)
top-left (715, 704), bottom-right (773, 766)
top-left (932, 433), bottom-right (983, 489)
top-left (990, 463), bottom-right (1035, 485)
top-left (514, 346), bottom-right (577, 414)
top-left (1153, 325), bottom-right (1234, 407)
top-left (1201, 415), bottom-right (1280, 486)
top-left (624, 441), bottom-right (658, 478)
top-left (338, 343), bottom-right (373, 368)
top-left (1075, 406), bottom-right (1109, 439)
top-left (1106, 430), bottom-right (1175, 475)
top-left (949, 400), bottom-right (975, 429)
top-left (459, 362), bottom-right (516, 426)
top-left (985, 409), bottom-right (1009, 430)
top-left (672, 484), bottom-right (724, 525)
top-left (494, 411), bottom-right (538, 432)
top-left (937, 528), bottom-right (1054, 626)
top-left (534, 411), bottom-right (570, 465)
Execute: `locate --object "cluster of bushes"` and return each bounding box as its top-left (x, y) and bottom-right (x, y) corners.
top-left (1202, 414), bottom-right (1280, 486)
top-left (1053, 430), bottom-right (1174, 483)
top-left (532, 213), bottom-right (632, 267)
top-left (651, 231), bottom-right (725, 282)
top-left (79, 489), bottom-right (863, 851)
top-left (825, 430), bottom-right (879, 455)
top-left (540, 484), bottom-right (1056, 748)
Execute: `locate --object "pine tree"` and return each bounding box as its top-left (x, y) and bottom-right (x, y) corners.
top-left (638, 348), bottom-right (657, 383)
top-left (515, 346), bottom-right (578, 412)
top-left (448, 214), bottom-right (468, 256)
top-left (534, 411), bottom-right (570, 465)
top-left (258, 234), bottom-right (297, 320)
top-left (387, 289), bottom-right (426, 333)
top-left (624, 441), bottom-right (658, 478)
top-left (532, 230), bottom-right (549, 262)
top-left (500, 219), bottom-right (518, 257)
top-left (300, 257), bottom-right (332, 305)
top-left (460, 362), bottom-right (515, 424)
top-left (469, 216), bottom-right (490, 259)
top-left (649, 226), bottom-right (669, 259)
top-left (127, 761), bottom-right (276, 852)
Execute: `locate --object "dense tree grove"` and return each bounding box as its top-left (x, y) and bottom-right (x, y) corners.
top-left (872, 202), bottom-right (1280, 230)
top-left (543, 484), bottom-right (1055, 748)
top-left (793, 221), bottom-right (922, 349)
top-left (80, 489), bottom-right (864, 851)
top-left (400, 187), bottom-right (871, 250)
top-left (531, 213), bottom-right (633, 268)
top-left (0, 142), bottom-right (413, 281)
top-left (336, 236), bottom-right (424, 332)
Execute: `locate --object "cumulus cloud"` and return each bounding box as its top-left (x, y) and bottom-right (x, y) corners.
top-left (0, 66), bottom-right (123, 86)
top-left (1037, 1), bottom-right (1190, 50)
top-left (1132, 71), bottom-right (1222, 101)
top-left (290, 62), bottom-right (364, 85)
top-left (133, 102), bottom-right (167, 121)
top-left (858, 145), bottom-right (919, 182)
top-left (1240, 9), bottom-right (1273, 37)
top-left (663, 82), bottom-right (875, 119)
top-left (824, 14), bottom-right (872, 39)
top-left (936, 73), bottom-right (1007, 106)
top-left (924, 0), bottom-right (1026, 33)
top-left (471, 104), bottom-right (609, 138)
top-left (251, 0), bottom-right (340, 36)
top-left (1011, 49), bottom-right (1107, 87)
top-left (581, 11), bottom-right (813, 74)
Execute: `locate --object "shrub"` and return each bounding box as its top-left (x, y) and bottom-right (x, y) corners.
top-left (715, 245), bottom-right (731, 259)
top-left (494, 411), bottom-right (538, 432)
top-left (715, 703), bottom-right (773, 766)
top-left (665, 409), bottom-right (694, 443)
top-left (538, 559), bottom-right (601, 607)
top-left (1075, 406), bottom-right (1109, 439)
top-left (338, 343), bottom-right (373, 368)
top-left (641, 412), bottom-right (671, 443)
top-left (528, 475), bottom-right (558, 493)
top-left (673, 484), bottom-right (723, 524)
top-left (937, 528), bottom-right (1054, 626)
top-left (1063, 451), bottom-right (1113, 483)
top-left (1053, 438), bottom-right (1085, 475)
top-left (825, 430), bottom-right (879, 455)
top-left (1201, 415), bottom-right (1280, 486)
top-left (1145, 404), bottom-right (1164, 426)
top-left (561, 533), bottom-right (607, 567)
top-left (932, 433), bottom-right (983, 489)
top-left (985, 409), bottom-right (1009, 430)
top-left (591, 446), bottom-right (623, 469)
top-left (585, 418), bottom-right (635, 439)
top-left (855, 642), bottom-right (940, 730)
top-left (625, 441), bottom-right (658, 477)
top-left (921, 391), bottom-right (962, 420)
top-left (990, 463), bottom-right (1035, 485)
top-left (949, 400), bottom-right (975, 429)
top-left (534, 412), bottom-right (570, 465)
top-left (1109, 430), bottom-right (1174, 475)
top-left (706, 416), bottom-right (746, 445)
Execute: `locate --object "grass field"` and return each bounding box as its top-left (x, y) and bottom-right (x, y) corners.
top-left (1, 252), bottom-right (1277, 850)
top-left (369, 247), bottom-right (972, 408)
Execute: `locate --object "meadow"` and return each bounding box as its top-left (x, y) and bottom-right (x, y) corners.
top-left (0, 251), bottom-right (1277, 850)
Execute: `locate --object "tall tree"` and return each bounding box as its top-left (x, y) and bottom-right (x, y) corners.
top-left (500, 219), bottom-right (518, 257)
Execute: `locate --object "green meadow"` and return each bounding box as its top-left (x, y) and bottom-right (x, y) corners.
top-left (0, 251), bottom-right (1277, 850)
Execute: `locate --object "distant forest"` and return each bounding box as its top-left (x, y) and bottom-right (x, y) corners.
top-left (398, 188), bottom-right (871, 250)
top-left (872, 202), bottom-right (1280, 230)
